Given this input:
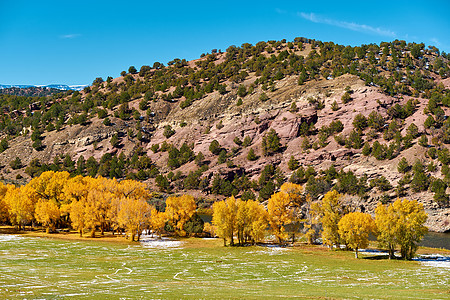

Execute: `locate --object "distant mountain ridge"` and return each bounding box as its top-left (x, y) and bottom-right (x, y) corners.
top-left (0, 84), bottom-right (88, 91)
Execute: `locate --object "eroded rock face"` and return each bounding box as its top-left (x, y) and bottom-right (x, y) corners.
top-left (426, 208), bottom-right (450, 233)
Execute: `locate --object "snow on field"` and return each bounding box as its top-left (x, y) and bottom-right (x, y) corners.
top-left (245, 244), bottom-right (291, 256)
top-left (139, 236), bottom-right (183, 249)
top-left (261, 244), bottom-right (290, 252)
top-left (358, 249), bottom-right (390, 256)
top-left (414, 254), bottom-right (450, 269)
top-left (0, 234), bottom-right (23, 242)
top-left (359, 248), bottom-right (450, 269)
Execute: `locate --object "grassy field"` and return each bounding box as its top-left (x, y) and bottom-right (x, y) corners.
top-left (0, 234), bottom-right (448, 299)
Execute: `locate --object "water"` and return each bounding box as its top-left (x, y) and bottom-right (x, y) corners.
top-left (198, 213), bottom-right (212, 223)
top-left (368, 232), bottom-right (450, 250)
top-left (419, 232), bottom-right (450, 250)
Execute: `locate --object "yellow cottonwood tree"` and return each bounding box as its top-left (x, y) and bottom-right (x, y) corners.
top-left (4, 185), bottom-right (35, 230)
top-left (280, 182), bottom-right (303, 205)
top-left (110, 179), bottom-right (150, 235)
top-left (203, 222), bottom-right (216, 237)
top-left (116, 179), bottom-right (149, 200)
top-left (108, 196), bottom-right (122, 235)
top-left (338, 212), bottom-right (376, 258)
top-left (374, 202), bottom-right (396, 259)
top-left (305, 194), bottom-right (320, 244)
top-left (245, 200), bottom-right (268, 244)
top-left (63, 175), bottom-right (91, 203)
top-left (35, 199), bottom-right (61, 233)
top-left (236, 198), bottom-right (249, 245)
top-left (280, 182), bottom-right (304, 243)
top-left (0, 182), bottom-right (9, 222)
top-left (316, 190), bottom-right (345, 248)
top-left (267, 192), bottom-right (292, 244)
top-left (69, 199), bottom-right (86, 236)
top-left (376, 199), bottom-right (428, 260)
top-left (84, 181), bottom-right (114, 237)
top-left (117, 197), bottom-right (152, 241)
top-left (165, 194), bottom-right (196, 236)
top-left (65, 176), bottom-right (153, 238)
top-left (212, 196), bottom-right (239, 246)
top-left (150, 208), bottom-right (168, 238)
top-left (64, 176), bottom-right (92, 236)
top-left (235, 199), bottom-right (268, 245)
top-left (27, 171), bottom-right (70, 206)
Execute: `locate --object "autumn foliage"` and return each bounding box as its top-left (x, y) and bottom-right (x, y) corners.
top-left (338, 212), bottom-right (376, 258)
top-left (375, 199), bottom-right (427, 259)
top-left (212, 196), bottom-right (267, 246)
top-left (165, 194), bottom-right (196, 236)
top-left (0, 171), bottom-right (430, 259)
top-left (0, 171), bottom-right (200, 241)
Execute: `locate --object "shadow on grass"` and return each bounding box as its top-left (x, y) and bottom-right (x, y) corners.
top-left (363, 255), bottom-right (396, 260)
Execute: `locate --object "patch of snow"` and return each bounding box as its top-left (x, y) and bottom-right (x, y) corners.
top-left (414, 254), bottom-right (450, 269)
top-left (260, 244), bottom-right (290, 251)
top-left (0, 234), bottom-right (23, 242)
top-left (359, 250), bottom-right (450, 268)
top-left (358, 249), bottom-right (390, 256)
top-left (139, 236), bottom-right (183, 249)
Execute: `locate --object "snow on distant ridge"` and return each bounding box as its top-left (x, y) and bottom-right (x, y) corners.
top-left (68, 85), bottom-right (89, 91)
top-left (0, 84), bottom-right (89, 91)
top-left (0, 84), bottom-right (34, 89)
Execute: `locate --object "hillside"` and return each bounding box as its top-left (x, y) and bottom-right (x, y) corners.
top-left (0, 86), bottom-right (63, 97)
top-left (0, 38), bottom-right (449, 232)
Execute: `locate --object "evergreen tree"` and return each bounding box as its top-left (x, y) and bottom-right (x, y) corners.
top-left (262, 129), bottom-right (281, 155)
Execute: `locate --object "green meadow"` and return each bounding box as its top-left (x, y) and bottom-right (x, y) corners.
top-left (0, 234), bottom-right (448, 299)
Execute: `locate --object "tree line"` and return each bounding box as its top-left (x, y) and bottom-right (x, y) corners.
top-left (0, 171), bottom-right (428, 259)
top-left (211, 183), bottom-right (427, 260)
top-left (0, 171), bottom-right (200, 241)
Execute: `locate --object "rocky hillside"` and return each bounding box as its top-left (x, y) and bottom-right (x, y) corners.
top-left (0, 38), bottom-right (449, 232)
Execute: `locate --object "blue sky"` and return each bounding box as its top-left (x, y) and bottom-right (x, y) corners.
top-left (1, 0), bottom-right (449, 85)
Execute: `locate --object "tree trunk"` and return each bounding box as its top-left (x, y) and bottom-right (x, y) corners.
top-left (355, 247), bottom-right (358, 259)
top-left (223, 238), bottom-right (226, 246)
top-left (388, 243), bottom-right (394, 259)
top-left (79, 229), bottom-right (83, 237)
top-left (90, 229), bottom-right (95, 238)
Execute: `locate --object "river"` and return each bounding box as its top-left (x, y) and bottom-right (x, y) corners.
top-left (419, 232), bottom-right (450, 250)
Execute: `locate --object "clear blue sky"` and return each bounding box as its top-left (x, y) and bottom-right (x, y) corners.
top-left (1, 0), bottom-right (449, 85)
